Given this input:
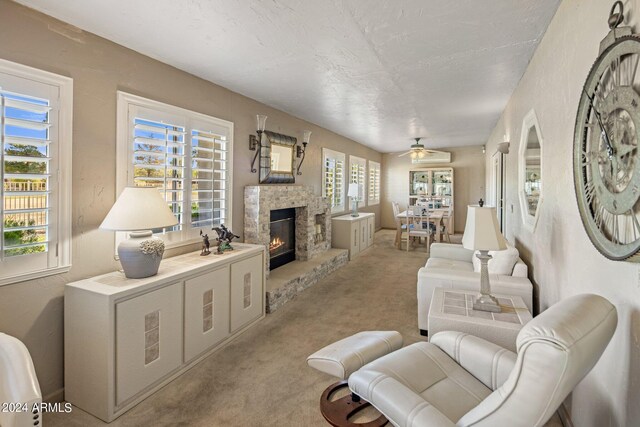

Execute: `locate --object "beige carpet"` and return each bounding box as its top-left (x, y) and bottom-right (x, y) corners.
top-left (46, 230), bottom-right (562, 426)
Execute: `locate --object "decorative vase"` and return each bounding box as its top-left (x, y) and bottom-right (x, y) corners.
top-left (118, 231), bottom-right (165, 279)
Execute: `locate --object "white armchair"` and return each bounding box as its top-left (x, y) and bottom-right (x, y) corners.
top-left (0, 333), bottom-right (42, 427)
top-left (417, 242), bottom-right (533, 333)
top-left (349, 294), bottom-right (617, 427)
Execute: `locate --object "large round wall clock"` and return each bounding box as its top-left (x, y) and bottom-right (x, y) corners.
top-left (574, 1), bottom-right (640, 261)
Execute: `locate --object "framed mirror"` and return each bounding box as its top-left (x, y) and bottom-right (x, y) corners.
top-left (259, 130), bottom-right (296, 183)
top-left (518, 109), bottom-right (543, 231)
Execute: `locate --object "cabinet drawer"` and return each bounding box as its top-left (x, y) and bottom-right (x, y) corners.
top-left (230, 254), bottom-right (263, 332)
top-left (184, 266), bottom-right (230, 363)
top-left (115, 282), bottom-right (183, 406)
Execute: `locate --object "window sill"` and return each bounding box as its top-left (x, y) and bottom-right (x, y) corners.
top-left (0, 264), bottom-right (72, 287)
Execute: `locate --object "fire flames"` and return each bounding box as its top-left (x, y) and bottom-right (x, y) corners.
top-left (269, 236), bottom-right (285, 252)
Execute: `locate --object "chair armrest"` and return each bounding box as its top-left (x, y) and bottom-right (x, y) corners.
top-left (512, 258), bottom-right (528, 277)
top-left (0, 333), bottom-right (42, 427)
top-left (430, 331), bottom-right (516, 391)
top-left (349, 369), bottom-right (456, 427)
top-left (429, 243), bottom-right (474, 263)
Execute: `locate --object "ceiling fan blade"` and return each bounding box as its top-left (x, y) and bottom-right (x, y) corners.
top-left (398, 151), bottom-right (412, 157)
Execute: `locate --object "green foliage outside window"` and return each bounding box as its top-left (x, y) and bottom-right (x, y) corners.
top-left (3, 218), bottom-right (45, 256)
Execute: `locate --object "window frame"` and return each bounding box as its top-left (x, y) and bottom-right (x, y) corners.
top-left (322, 148), bottom-right (346, 214)
top-left (0, 59), bottom-right (73, 287)
top-left (116, 91), bottom-right (234, 251)
top-left (349, 155), bottom-right (367, 208)
top-left (368, 160), bottom-right (381, 206)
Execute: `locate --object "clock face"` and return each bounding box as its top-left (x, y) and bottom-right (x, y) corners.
top-left (574, 35), bottom-right (640, 261)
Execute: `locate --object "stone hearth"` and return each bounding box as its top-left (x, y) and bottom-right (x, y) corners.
top-left (244, 185), bottom-right (347, 312)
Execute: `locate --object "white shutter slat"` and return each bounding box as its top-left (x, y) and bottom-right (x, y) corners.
top-left (4, 155), bottom-right (51, 163)
top-left (4, 136), bottom-right (50, 147)
top-left (4, 97), bottom-right (52, 113)
top-left (4, 117), bottom-right (51, 131)
top-left (134, 136), bottom-right (184, 149)
top-left (134, 123), bottom-right (185, 137)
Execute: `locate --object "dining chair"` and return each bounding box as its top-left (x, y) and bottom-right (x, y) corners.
top-left (440, 204), bottom-right (453, 243)
top-left (406, 205), bottom-right (434, 252)
top-left (392, 201), bottom-right (409, 249)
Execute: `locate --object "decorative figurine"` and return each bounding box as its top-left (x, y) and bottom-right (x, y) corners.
top-left (199, 230), bottom-right (211, 256)
top-left (212, 224), bottom-right (240, 254)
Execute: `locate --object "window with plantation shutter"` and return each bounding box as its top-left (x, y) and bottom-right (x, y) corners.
top-left (0, 59), bottom-right (72, 286)
top-left (191, 128), bottom-right (229, 227)
top-left (117, 92), bottom-right (233, 248)
top-left (132, 118), bottom-right (186, 233)
top-left (368, 161), bottom-right (380, 206)
top-left (349, 155), bottom-right (366, 208)
top-left (322, 148), bottom-right (345, 214)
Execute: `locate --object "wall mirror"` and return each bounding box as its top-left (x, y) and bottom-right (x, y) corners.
top-left (259, 130), bottom-right (296, 183)
top-left (519, 109), bottom-right (543, 231)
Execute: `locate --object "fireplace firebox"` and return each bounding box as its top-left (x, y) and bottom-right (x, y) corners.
top-left (269, 208), bottom-right (296, 270)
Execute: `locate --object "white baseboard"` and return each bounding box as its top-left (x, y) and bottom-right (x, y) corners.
top-left (43, 388), bottom-right (64, 403)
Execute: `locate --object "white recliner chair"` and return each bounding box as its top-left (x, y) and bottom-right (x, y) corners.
top-left (348, 294), bottom-right (617, 427)
top-left (0, 333), bottom-right (42, 427)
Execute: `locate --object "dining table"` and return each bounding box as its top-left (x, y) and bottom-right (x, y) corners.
top-left (395, 208), bottom-right (449, 249)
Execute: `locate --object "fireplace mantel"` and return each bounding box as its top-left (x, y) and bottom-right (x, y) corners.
top-left (244, 185), bottom-right (331, 274)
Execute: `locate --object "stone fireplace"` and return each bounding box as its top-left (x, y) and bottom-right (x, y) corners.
top-left (244, 185), bottom-right (332, 273)
top-left (244, 185), bottom-right (348, 312)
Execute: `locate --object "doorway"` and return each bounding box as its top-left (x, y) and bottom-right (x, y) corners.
top-left (491, 151), bottom-right (506, 233)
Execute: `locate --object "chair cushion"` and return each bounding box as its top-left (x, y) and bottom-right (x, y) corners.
top-left (472, 243), bottom-right (520, 276)
top-left (306, 331), bottom-right (403, 380)
top-left (426, 257), bottom-right (474, 272)
top-left (349, 342), bottom-right (491, 423)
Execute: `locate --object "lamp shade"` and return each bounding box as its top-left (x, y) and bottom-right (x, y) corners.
top-left (303, 130), bottom-right (312, 144)
top-left (256, 114), bottom-right (267, 132)
top-left (100, 187), bottom-right (179, 231)
top-left (347, 183), bottom-right (360, 198)
top-left (462, 206), bottom-right (507, 251)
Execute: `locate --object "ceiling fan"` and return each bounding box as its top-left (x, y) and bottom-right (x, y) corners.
top-left (398, 138), bottom-right (445, 159)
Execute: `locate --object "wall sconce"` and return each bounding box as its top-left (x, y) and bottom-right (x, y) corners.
top-left (296, 130), bottom-right (311, 175)
top-left (249, 114), bottom-right (267, 173)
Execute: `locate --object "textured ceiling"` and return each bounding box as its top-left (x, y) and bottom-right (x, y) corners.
top-left (15, 0), bottom-right (560, 152)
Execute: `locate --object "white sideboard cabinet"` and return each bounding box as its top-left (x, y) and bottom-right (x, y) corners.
top-left (331, 212), bottom-right (375, 260)
top-left (65, 244), bottom-right (265, 422)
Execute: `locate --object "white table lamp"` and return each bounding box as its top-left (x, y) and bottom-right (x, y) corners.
top-left (100, 187), bottom-right (178, 279)
top-left (462, 204), bottom-right (507, 312)
top-left (348, 183), bottom-right (360, 217)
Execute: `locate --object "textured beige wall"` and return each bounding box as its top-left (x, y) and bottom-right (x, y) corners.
top-left (484, 0), bottom-right (640, 425)
top-left (0, 0), bottom-right (381, 399)
top-left (381, 146), bottom-right (486, 232)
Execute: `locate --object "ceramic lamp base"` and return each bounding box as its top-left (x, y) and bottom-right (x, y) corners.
top-left (350, 200), bottom-right (359, 217)
top-left (118, 231), bottom-right (165, 279)
top-left (473, 250), bottom-right (502, 313)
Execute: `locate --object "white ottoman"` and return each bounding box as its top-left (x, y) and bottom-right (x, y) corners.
top-left (307, 331), bottom-right (403, 427)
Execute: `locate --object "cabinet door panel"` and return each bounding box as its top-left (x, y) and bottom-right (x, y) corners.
top-left (359, 220), bottom-right (367, 251)
top-left (350, 223), bottom-right (360, 258)
top-left (230, 254), bottom-right (263, 332)
top-left (367, 216), bottom-right (375, 247)
top-left (116, 283), bottom-right (182, 406)
top-left (184, 266), bottom-right (230, 363)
